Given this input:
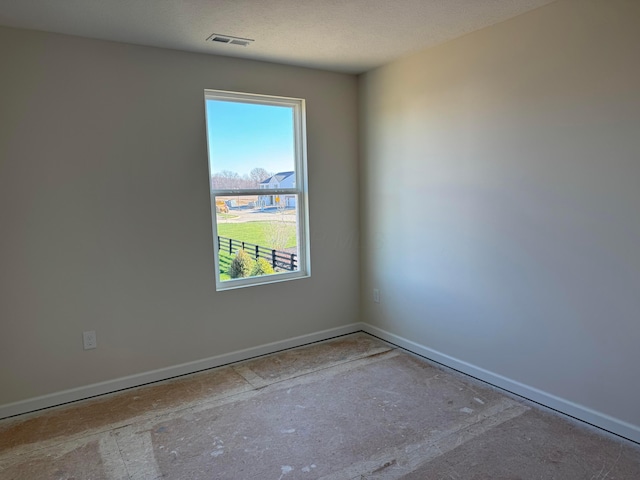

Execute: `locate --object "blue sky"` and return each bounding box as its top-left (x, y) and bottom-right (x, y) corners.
top-left (206, 99), bottom-right (295, 176)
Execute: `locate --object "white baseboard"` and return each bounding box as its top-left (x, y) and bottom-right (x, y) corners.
top-left (0, 323), bottom-right (362, 420)
top-left (361, 323), bottom-right (640, 444)
top-left (4, 321), bottom-right (638, 445)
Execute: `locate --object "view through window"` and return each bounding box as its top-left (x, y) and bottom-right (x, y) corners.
top-left (204, 90), bottom-right (310, 290)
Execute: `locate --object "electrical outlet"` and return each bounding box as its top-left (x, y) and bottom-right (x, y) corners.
top-left (373, 288), bottom-right (380, 303)
top-left (83, 330), bottom-right (97, 350)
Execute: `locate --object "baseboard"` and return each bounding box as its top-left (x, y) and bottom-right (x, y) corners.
top-left (5, 321), bottom-right (638, 445)
top-left (0, 323), bottom-right (363, 420)
top-left (361, 323), bottom-right (640, 444)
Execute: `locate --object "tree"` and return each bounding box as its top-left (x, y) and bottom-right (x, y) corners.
top-left (251, 258), bottom-right (275, 276)
top-left (228, 249), bottom-right (255, 278)
top-left (212, 169), bottom-right (272, 190)
top-left (249, 168), bottom-right (272, 187)
top-left (211, 170), bottom-right (242, 190)
top-left (265, 204), bottom-right (294, 250)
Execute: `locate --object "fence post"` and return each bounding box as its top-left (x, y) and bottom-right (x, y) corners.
top-left (217, 236), bottom-right (220, 251)
top-left (229, 238), bottom-right (232, 255)
top-left (272, 250), bottom-right (277, 269)
top-left (255, 245), bottom-right (259, 260)
top-left (290, 253), bottom-right (295, 271)
top-left (242, 241), bottom-right (245, 251)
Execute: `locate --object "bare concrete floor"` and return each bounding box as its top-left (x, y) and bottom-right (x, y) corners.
top-left (1, 333), bottom-right (638, 479)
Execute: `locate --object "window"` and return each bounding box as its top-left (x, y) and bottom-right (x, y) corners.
top-left (204, 90), bottom-right (310, 290)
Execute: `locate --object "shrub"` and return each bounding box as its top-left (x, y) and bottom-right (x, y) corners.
top-left (251, 258), bottom-right (275, 277)
top-left (228, 249), bottom-right (255, 278)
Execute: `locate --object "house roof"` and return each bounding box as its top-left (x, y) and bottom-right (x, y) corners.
top-left (260, 171), bottom-right (295, 184)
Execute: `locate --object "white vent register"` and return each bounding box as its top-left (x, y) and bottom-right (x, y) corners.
top-left (206, 33), bottom-right (254, 47)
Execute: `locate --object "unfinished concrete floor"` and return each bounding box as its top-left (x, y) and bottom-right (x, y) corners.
top-left (1, 333), bottom-right (639, 479)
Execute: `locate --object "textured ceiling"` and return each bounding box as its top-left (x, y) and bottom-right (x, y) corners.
top-left (0, 0), bottom-right (556, 74)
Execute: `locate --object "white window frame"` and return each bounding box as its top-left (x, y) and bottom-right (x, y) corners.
top-left (204, 89), bottom-right (311, 291)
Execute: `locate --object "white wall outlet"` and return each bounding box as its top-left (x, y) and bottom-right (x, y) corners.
top-left (373, 288), bottom-right (380, 303)
top-left (83, 330), bottom-right (97, 350)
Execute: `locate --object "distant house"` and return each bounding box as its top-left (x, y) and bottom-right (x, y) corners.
top-left (259, 171), bottom-right (297, 208)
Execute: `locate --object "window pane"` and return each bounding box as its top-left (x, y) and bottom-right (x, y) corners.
top-left (214, 195), bottom-right (300, 282)
top-left (204, 90), bottom-right (309, 290)
top-left (206, 100), bottom-right (295, 183)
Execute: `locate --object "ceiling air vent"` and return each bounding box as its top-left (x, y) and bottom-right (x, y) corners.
top-left (207, 33), bottom-right (254, 47)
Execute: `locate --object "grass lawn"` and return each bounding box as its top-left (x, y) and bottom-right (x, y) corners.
top-left (217, 221), bottom-right (296, 249)
top-left (217, 213), bottom-right (239, 220)
top-left (219, 251), bottom-right (232, 280)
top-left (217, 222), bottom-right (296, 279)
top-left (218, 248), bottom-right (285, 280)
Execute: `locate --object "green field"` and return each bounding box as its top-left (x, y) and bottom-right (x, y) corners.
top-left (217, 221), bottom-right (296, 279)
top-left (217, 213), bottom-right (239, 220)
top-left (219, 251), bottom-right (233, 281)
top-left (217, 221), bottom-right (296, 248)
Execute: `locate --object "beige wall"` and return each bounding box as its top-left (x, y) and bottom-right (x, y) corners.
top-left (0, 27), bottom-right (359, 406)
top-left (3, 0), bottom-right (639, 441)
top-left (360, 0), bottom-right (640, 432)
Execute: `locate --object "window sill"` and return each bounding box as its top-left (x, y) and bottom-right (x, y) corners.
top-left (215, 270), bottom-right (310, 291)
